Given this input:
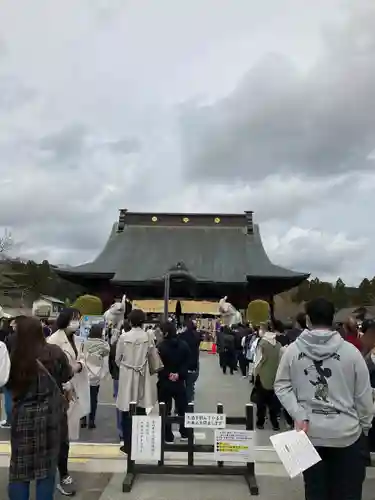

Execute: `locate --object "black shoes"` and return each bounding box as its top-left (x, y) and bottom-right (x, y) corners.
top-left (81, 418), bottom-right (96, 429)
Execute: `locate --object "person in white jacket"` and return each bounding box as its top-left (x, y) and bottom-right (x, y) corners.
top-left (48, 309), bottom-right (90, 497)
top-left (0, 341), bottom-right (10, 427)
top-left (81, 324), bottom-right (109, 429)
top-left (0, 341), bottom-right (10, 388)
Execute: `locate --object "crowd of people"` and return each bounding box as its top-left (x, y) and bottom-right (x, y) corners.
top-left (0, 298), bottom-right (375, 500)
top-left (216, 298), bottom-right (375, 500)
top-left (0, 309), bottom-right (201, 499)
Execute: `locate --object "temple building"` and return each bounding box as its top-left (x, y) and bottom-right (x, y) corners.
top-left (56, 210), bottom-right (309, 311)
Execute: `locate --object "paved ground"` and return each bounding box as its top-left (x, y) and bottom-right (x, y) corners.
top-left (99, 473), bottom-right (375, 500)
top-left (2, 470), bottom-right (375, 499)
top-left (0, 469), bottom-right (112, 500)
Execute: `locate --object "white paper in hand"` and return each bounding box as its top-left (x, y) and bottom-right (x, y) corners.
top-left (270, 430), bottom-right (321, 478)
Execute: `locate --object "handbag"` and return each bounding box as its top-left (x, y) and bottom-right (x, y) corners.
top-left (147, 333), bottom-right (164, 375)
top-left (250, 385), bottom-right (258, 404)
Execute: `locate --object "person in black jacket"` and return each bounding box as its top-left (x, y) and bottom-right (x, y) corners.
top-left (178, 320), bottom-right (200, 403)
top-left (285, 313), bottom-right (307, 344)
top-left (0, 319), bottom-right (12, 343)
top-left (158, 322), bottom-right (190, 443)
top-left (221, 326), bottom-right (236, 375)
top-left (216, 327), bottom-right (225, 369)
top-left (109, 320), bottom-right (131, 441)
top-left (233, 324), bottom-right (247, 376)
top-left (273, 319), bottom-right (290, 347)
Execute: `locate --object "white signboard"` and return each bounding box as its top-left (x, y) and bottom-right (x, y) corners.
top-left (185, 413), bottom-right (226, 429)
top-left (214, 429), bottom-right (255, 463)
top-left (131, 416), bottom-right (162, 461)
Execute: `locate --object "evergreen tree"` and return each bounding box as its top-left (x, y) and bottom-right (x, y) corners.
top-left (358, 278), bottom-right (374, 305)
top-left (333, 278), bottom-right (349, 309)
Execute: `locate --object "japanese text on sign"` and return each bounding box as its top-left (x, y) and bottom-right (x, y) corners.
top-left (185, 413), bottom-right (226, 428)
top-left (131, 416), bottom-right (162, 461)
top-left (214, 429), bottom-right (255, 463)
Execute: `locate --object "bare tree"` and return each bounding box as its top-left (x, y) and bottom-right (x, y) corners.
top-left (0, 229), bottom-right (12, 256)
top-left (0, 230), bottom-right (13, 301)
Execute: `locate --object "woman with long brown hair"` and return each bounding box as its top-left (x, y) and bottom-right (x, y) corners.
top-left (7, 317), bottom-right (73, 500)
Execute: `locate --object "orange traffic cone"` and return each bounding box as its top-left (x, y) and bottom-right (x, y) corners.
top-left (209, 343), bottom-right (217, 354)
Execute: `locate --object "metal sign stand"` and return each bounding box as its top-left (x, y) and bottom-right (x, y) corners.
top-left (123, 401), bottom-right (259, 496)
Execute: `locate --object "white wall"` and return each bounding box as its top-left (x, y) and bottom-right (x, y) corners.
top-left (32, 299), bottom-right (64, 319)
top-left (32, 299), bottom-right (51, 316)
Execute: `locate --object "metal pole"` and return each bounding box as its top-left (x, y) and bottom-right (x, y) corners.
top-left (163, 272), bottom-right (170, 322)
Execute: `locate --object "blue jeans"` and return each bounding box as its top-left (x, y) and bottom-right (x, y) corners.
top-left (4, 388), bottom-right (12, 423)
top-left (8, 473), bottom-right (55, 500)
top-left (185, 371), bottom-right (199, 403)
top-left (113, 380), bottom-right (123, 439)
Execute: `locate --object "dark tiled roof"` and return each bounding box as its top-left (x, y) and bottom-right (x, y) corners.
top-left (59, 213), bottom-right (308, 285)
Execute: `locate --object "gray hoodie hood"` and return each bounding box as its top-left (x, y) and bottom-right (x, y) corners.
top-left (295, 328), bottom-right (344, 361)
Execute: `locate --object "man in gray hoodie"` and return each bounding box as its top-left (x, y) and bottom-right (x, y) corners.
top-left (274, 297), bottom-right (373, 500)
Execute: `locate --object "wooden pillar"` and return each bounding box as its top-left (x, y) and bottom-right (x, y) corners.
top-left (97, 286), bottom-right (116, 312)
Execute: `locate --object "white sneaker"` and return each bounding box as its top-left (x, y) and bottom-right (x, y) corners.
top-left (57, 475), bottom-right (76, 496)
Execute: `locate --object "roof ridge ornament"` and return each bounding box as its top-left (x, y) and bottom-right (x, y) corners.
top-left (244, 211), bottom-right (254, 235)
top-left (117, 209), bottom-right (128, 232)
top-left (170, 261), bottom-right (188, 272)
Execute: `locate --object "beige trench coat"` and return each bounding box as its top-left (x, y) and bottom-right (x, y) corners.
top-left (47, 329), bottom-right (90, 439)
top-left (115, 327), bottom-right (158, 412)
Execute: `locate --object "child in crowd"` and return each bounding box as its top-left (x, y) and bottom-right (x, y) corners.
top-left (82, 324), bottom-right (110, 429)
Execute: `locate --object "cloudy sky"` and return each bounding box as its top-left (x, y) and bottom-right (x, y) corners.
top-left (0, 0), bottom-right (374, 285)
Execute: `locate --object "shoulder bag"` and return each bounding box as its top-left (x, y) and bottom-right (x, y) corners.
top-left (37, 360), bottom-right (70, 410)
top-left (147, 332), bottom-right (164, 375)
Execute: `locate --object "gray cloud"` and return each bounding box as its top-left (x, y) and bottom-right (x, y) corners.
top-left (105, 138), bottom-right (141, 154)
top-left (264, 225), bottom-right (368, 283)
top-left (0, 75), bottom-right (36, 111)
top-left (38, 124), bottom-right (87, 165)
top-left (38, 126), bottom-right (141, 166)
top-left (179, 4), bottom-right (375, 182)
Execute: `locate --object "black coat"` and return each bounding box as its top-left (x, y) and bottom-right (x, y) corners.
top-left (223, 332), bottom-right (235, 352)
top-left (178, 328), bottom-right (200, 372)
top-left (216, 330), bottom-right (225, 353)
top-left (108, 340), bottom-right (119, 381)
top-left (158, 337), bottom-right (190, 383)
top-left (232, 327), bottom-right (246, 351)
top-left (5, 330), bottom-right (17, 354)
top-left (276, 334), bottom-right (290, 347)
top-left (286, 327), bottom-right (302, 343)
